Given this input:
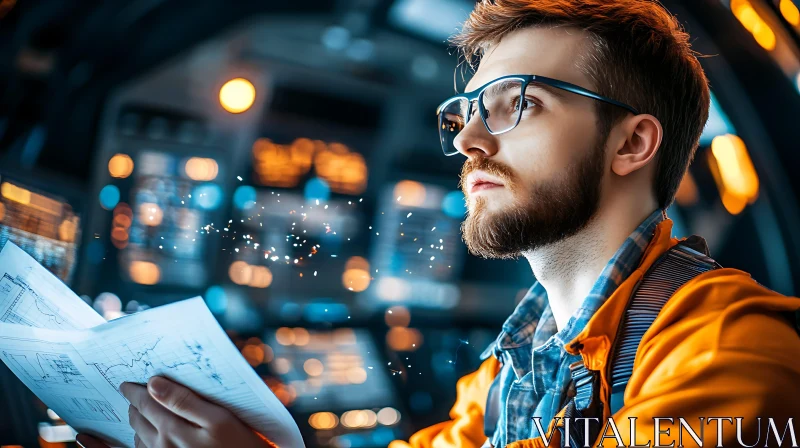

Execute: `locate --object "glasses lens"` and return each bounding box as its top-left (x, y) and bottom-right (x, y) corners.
top-left (438, 98), bottom-right (469, 156)
top-left (480, 78), bottom-right (525, 134)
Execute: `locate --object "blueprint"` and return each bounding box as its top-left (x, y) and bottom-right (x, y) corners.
top-left (0, 242), bottom-right (105, 330)
top-left (0, 243), bottom-right (304, 448)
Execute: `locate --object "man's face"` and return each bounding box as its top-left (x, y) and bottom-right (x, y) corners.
top-left (457, 27), bottom-right (608, 259)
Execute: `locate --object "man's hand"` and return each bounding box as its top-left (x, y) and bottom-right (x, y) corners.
top-left (76, 376), bottom-right (276, 448)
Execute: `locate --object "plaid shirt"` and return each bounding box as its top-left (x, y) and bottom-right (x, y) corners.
top-left (480, 209), bottom-right (665, 447)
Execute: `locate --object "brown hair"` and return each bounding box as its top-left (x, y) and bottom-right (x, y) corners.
top-left (451, 0), bottom-right (710, 209)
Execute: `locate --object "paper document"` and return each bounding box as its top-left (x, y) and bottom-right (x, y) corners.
top-left (0, 243), bottom-right (304, 448)
top-left (0, 242), bottom-right (105, 330)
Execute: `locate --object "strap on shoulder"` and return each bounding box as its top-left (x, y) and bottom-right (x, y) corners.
top-left (559, 236), bottom-right (721, 447)
top-left (607, 236), bottom-right (720, 413)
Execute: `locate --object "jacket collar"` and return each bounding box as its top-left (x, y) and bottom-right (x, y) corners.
top-left (481, 210), bottom-right (667, 361)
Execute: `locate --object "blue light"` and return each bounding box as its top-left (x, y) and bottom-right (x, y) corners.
top-left (699, 91), bottom-right (736, 146)
top-left (233, 185), bottom-right (257, 210)
top-left (304, 302), bottom-right (349, 323)
top-left (441, 190), bottom-right (466, 219)
top-left (99, 185), bottom-right (120, 210)
top-left (389, 0), bottom-right (473, 42)
top-left (205, 285), bottom-right (227, 314)
top-left (304, 177), bottom-right (330, 202)
top-left (193, 183), bottom-right (223, 210)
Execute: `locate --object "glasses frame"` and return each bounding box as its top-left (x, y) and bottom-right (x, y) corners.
top-left (436, 74), bottom-right (640, 156)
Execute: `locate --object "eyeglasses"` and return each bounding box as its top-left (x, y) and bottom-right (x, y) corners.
top-left (436, 74), bottom-right (639, 156)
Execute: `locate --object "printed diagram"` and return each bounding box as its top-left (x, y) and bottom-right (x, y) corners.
top-left (0, 273), bottom-right (79, 330)
top-left (3, 351), bottom-right (91, 390)
top-left (50, 395), bottom-right (122, 422)
top-left (0, 349), bottom-right (121, 423)
top-left (84, 335), bottom-right (228, 391)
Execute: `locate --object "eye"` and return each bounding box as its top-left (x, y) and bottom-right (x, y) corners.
top-left (513, 97), bottom-right (537, 111)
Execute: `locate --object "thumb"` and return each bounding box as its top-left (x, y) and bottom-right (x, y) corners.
top-left (147, 376), bottom-right (226, 427)
top-left (76, 433), bottom-right (111, 448)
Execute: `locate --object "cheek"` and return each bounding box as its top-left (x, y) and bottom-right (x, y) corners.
top-left (503, 112), bottom-right (596, 179)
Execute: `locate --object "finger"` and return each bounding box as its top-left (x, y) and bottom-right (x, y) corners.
top-left (129, 405), bottom-right (158, 447)
top-left (147, 376), bottom-right (228, 427)
top-left (121, 381), bottom-right (192, 433)
top-left (134, 433), bottom-right (149, 448)
top-left (76, 434), bottom-right (111, 448)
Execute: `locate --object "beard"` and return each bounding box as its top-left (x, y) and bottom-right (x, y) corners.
top-left (460, 139), bottom-right (606, 259)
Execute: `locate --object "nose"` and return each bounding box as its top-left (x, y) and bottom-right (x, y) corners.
top-left (453, 114), bottom-right (499, 160)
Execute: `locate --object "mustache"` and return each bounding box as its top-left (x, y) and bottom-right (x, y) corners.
top-left (459, 157), bottom-right (516, 191)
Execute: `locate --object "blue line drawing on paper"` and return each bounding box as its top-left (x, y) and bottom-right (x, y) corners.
top-left (3, 350), bottom-right (92, 390)
top-left (0, 273), bottom-right (77, 330)
top-left (84, 335), bottom-right (227, 391)
top-left (50, 395), bottom-right (123, 422)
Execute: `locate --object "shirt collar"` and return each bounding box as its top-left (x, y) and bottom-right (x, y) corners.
top-left (483, 209), bottom-right (665, 358)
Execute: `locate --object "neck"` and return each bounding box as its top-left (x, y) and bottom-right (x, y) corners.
top-left (523, 203), bottom-right (658, 332)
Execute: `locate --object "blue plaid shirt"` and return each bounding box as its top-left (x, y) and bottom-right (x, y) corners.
top-left (480, 209), bottom-right (665, 447)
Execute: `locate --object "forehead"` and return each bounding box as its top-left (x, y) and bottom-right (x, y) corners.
top-left (465, 26), bottom-right (594, 93)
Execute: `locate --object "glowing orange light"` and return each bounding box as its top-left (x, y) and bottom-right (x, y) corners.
top-left (138, 203), bottom-right (163, 226)
top-left (342, 268), bottom-right (371, 292)
top-left (220, 78), bottom-right (256, 113)
top-left (309, 412), bottom-right (338, 430)
top-left (780, 0), bottom-right (800, 26)
top-left (129, 261), bottom-right (161, 285)
top-left (731, 0), bottom-right (777, 51)
top-left (242, 344), bottom-right (265, 366)
top-left (709, 134), bottom-right (760, 215)
top-left (393, 180), bottom-right (427, 207)
top-left (386, 327), bottom-right (423, 351)
top-left (346, 366), bottom-right (367, 384)
top-left (385, 306), bottom-right (411, 328)
top-left (276, 327), bottom-right (296, 346)
top-left (1, 182), bottom-right (30, 205)
top-left (293, 328), bottom-right (310, 346)
top-left (184, 157), bottom-right (219, 181)
top-left (228, 261), bottom-right (253, 285)
top-left (248, 265), bottom-right (273, 288)
top-left (304, 358), bottom-right (324, 376)
top-left (113, 213), bottom-right (132, 229)
top-left (108, 154), bottom-right (134, 179)
top-left (711, 135), bottom-right (759, 200)
top-left (0, 202), bottom-right (5, 222)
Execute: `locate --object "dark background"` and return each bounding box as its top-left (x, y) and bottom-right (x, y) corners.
top-left (0, 0), bottom-right (799, 447)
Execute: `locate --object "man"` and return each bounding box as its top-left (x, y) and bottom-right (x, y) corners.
top-left (78, 1), bottom-right (800, 447)
top-left (387, 0), bottom-right (800, 447)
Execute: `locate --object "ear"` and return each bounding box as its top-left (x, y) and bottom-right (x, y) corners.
top-left (609, 114), bottom-right (663, 177)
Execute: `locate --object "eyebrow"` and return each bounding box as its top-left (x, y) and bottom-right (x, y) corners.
top-left (526, 81), bottom-right (567, 100)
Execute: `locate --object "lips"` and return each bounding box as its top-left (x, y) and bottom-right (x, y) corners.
top-left (467, 171), bottom-right (505, 194)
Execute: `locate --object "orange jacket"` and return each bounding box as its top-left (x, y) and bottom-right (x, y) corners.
top-left (390, 219), bottom-right (800, 448)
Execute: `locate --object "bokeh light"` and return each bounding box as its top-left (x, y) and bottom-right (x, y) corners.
top-left (309, 412), bottom-right (339, 430)
top-left (229, 260), bottom-right (253, 285)
top-left (129, 261), bottom-right (160, 285)
top-left (393, 180), bottom-right (426, 207)
top-left (233, 185), bottom-right (257, 210)
top-left (303, 358), bottom-right (324, 376)
top-left (138, 202), bottom-right (163, 226)
top-left (108, 154), bottom-right (134, 178)
top-left (193, 183), bottom-right (224, 210)
top-left (442, 190), bottom-right (467, 218)
top-left (99, 185), bottom-right (120, 210)
top-left (219, 78), bottom-right (256, 113)
top-left (204, 285), bottom-right (228, 314)
top-left (184, 157), bottom-right (219, 181)
top-left (384, 306), bottom-right (411, 327)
